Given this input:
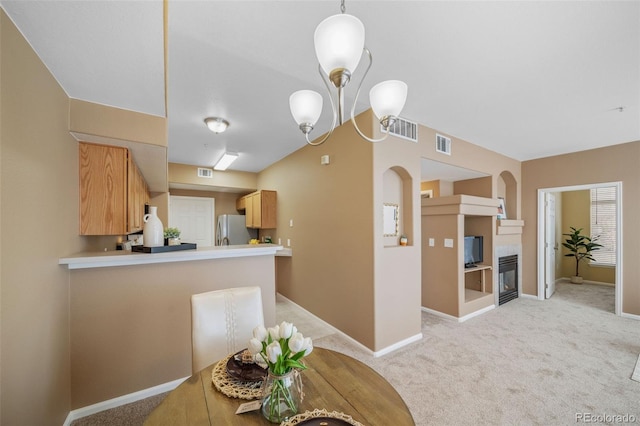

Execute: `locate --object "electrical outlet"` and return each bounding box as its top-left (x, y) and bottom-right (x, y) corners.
top-left (287, 239), bottom-right (291, 247)
top-left (289, 219), bottom-right (294, 227)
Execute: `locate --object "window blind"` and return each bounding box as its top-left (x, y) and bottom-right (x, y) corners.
top-left (590, 187), bottom-right (616, 265)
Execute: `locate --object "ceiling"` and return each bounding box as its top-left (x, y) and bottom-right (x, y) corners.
top-left (2, 1), bottom-right (638, 183)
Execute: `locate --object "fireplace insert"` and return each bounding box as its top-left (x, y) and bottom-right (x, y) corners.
top-left (498, 255), bottom-right (518, 305)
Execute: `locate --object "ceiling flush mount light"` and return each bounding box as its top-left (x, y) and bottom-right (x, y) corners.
top-left (289, 0), bottom-right (408, 146)
top-left (213, 152), bottom-right (238, 171)
top-left (204, 117), bottom-right (230, 134)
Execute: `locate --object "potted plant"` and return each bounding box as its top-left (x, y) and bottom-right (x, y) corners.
top-left (562, 227), bottom-right (603, 284)
top-left (164, 227), bottom-right (181, 246)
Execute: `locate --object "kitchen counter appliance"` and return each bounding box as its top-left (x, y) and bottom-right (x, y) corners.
top-left (216, 214), bottom-right (257, 246)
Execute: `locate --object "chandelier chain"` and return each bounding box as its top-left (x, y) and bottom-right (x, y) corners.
top-left (340, 0), bottom-right (346, 14)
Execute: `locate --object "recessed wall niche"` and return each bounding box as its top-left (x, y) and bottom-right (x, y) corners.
top-left (498, 171), bottom-right (517, 220)
top-left (383, 167), bottom-right (413, 247)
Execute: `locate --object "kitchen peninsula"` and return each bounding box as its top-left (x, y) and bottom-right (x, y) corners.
top-left (59, 244), bottom-right (282, 409)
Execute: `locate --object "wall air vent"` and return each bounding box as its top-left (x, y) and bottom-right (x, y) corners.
top-left (436, 134), bottom-right (452, 155)
top-left (197, 167), bottom-right (214, 178)
top-left (382, 117), bottom-right (418, 142)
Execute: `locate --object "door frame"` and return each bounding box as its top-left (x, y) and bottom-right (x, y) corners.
top-left (536, 182), bottom-right (623, 315)
top-left (544, 192), bottom-right (557, 299)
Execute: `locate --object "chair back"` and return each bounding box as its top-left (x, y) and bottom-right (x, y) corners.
top-left (190, 286), bottom-right (264, 373)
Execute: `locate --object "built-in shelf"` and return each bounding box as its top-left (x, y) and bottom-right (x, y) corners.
top-left (464, 288), bottom-right (491, 302)
top-left (422, 194), bottom-right (500, 216)
top-left (497, 219), bottom-right (524, 235)
top-left (464, 264), bottom-right (492, 292)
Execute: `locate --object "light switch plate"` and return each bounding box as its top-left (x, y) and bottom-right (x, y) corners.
top-left (444, 238), bottom-right (454, 248)
top-left (429, 238), bottom-right (435, 247)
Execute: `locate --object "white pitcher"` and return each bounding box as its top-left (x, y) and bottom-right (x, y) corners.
top-left (143, 206), bottom-right (164, 247)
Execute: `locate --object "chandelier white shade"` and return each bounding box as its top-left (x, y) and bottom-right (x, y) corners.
top-left (314, 14), bottom-right (365, 79)
top-left (290, 90), bottom-right (323, 129)
top-left (289, 0), bottom-right (408, 145)
top-left (369, 80), bottom-right (408, 121)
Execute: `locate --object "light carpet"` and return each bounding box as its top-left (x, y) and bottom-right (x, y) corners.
top-left (75, 282), bottom-right (639, 425)
top-left (304, 283), bottom-right (640, 425)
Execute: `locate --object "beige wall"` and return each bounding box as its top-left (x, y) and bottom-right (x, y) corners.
top-left (373, 126), bottom-right (423, 349)
top-left (259, 119), bottom-right (378, 348)
top-left (0, 11), bottom-right (85, 424)
top-left (69, 256), bottom-right (276, 408)
top-left (560, 190), bottom-right (615, 283)
top-left (169, 162), bottom-right (257, 193)
top-left (69, 99), bottom-right (167, 147)
top-left (522, 141), bottom-right (640, 314)
top-left (454, 176), bottom-right (492, 198)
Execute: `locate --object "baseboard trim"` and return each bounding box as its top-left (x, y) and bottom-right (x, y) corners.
top-left (63, 376), bottom-right (188, 426)
top-left (519, 293), bottom-right (539, 300)
top-left (421, 304), bottom-right (496, 322)
top-left (458, 304), bottom-right (495, 322)
top-left (277, 293), bottom-right (422, 358)
top-left (373, 333), bottom-right (423, 357)
top-left (421, 306), bottom-right (459, 321)
top-left (621, 312), bottom-right (640, 321)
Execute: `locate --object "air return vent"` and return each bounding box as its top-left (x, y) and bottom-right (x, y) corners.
top-left (436, 134), bottom-right (451, 155)
top-left (382, 117), bottom-right (418, 142)
top-left (197, 167), bottom-right (213, 178)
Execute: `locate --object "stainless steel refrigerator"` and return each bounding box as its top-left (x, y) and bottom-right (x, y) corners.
top-left (216, 214), bottom-right (257, 245)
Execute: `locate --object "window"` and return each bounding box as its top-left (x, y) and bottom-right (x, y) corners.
top-left (590, 187), bottom-right (616, 265)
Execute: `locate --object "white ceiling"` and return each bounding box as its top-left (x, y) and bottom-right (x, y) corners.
top-left (2, 0), bottom-right (639, 182)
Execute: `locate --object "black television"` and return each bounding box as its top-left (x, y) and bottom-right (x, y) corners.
top-left (464, 236), bottom-right (483, 268)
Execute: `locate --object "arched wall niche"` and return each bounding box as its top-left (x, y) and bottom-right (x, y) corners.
top-left (382, 166), bottom-right (413, 246)
top-left (498, 170), bottom-right (518, 220)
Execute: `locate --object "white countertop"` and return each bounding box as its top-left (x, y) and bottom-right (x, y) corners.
top-left (59, 244), bottom-right (285, 270)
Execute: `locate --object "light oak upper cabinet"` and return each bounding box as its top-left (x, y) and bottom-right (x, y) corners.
top-left (128, 157), bottom-right (150, 233)
top-left (79, 142), bottom-right (150, 235)
top-left (238, 190), bottom-right (277, 229)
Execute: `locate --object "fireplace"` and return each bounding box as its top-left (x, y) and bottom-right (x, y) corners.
top-left (498, 255), bottom-right (518, 305)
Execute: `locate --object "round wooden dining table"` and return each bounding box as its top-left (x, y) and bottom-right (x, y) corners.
top-left (144, 347), bottom-right (414, 425)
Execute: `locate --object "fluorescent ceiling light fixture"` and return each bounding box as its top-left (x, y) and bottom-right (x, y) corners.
top-left (204, 117), bottom-right (230, 133)
top-left (289, 0), bottom-right (408, 146)
top-left (213, 152), bottom-right (238, 170)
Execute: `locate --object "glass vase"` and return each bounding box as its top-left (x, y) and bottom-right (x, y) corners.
top-left (261, 370), bottom-right (302, 423)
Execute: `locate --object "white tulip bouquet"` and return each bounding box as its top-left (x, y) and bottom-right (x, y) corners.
top-left (249, 321), bottom-right (313, 375)
top-left (248, 321), bottom-right (313, 422)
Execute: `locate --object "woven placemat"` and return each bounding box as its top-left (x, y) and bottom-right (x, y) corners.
top-left (280, 408), bottom-right (365, 426)
top-left (211, 354), bottom-right (263, 400)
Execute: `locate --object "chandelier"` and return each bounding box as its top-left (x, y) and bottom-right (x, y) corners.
top-left (289, 0), bottom-right (408, 146)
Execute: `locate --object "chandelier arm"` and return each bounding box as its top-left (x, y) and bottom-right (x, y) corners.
top-left (349, 47), bottom-right (390, 143)
top-left (303, 64), bottom-right (339, 146)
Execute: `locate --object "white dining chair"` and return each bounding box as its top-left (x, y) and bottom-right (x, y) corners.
top-left (190, 286), bottom-right (264, 374)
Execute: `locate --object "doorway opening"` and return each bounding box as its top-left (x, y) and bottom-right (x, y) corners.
top-left (536, 182), bottom-right (622, 316)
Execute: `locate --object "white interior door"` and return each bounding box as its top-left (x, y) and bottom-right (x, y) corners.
top-left (545, 192), bottom-right (557, 298)
top-left (169, 196), bottom-right (215, 247)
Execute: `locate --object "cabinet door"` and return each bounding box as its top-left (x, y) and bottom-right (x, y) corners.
top-left (79, 142), bottom-right (128, 235)
top-left (245, 193), bottom-right (255, 228)
top-left (259, 190), bottom-right (277, 229)
top-left (236, 195), bottom-right (246, 211)
top-left (127, 157), bottom-right (144, 233)
top-left (253, 192), bottom-right (263, 228)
